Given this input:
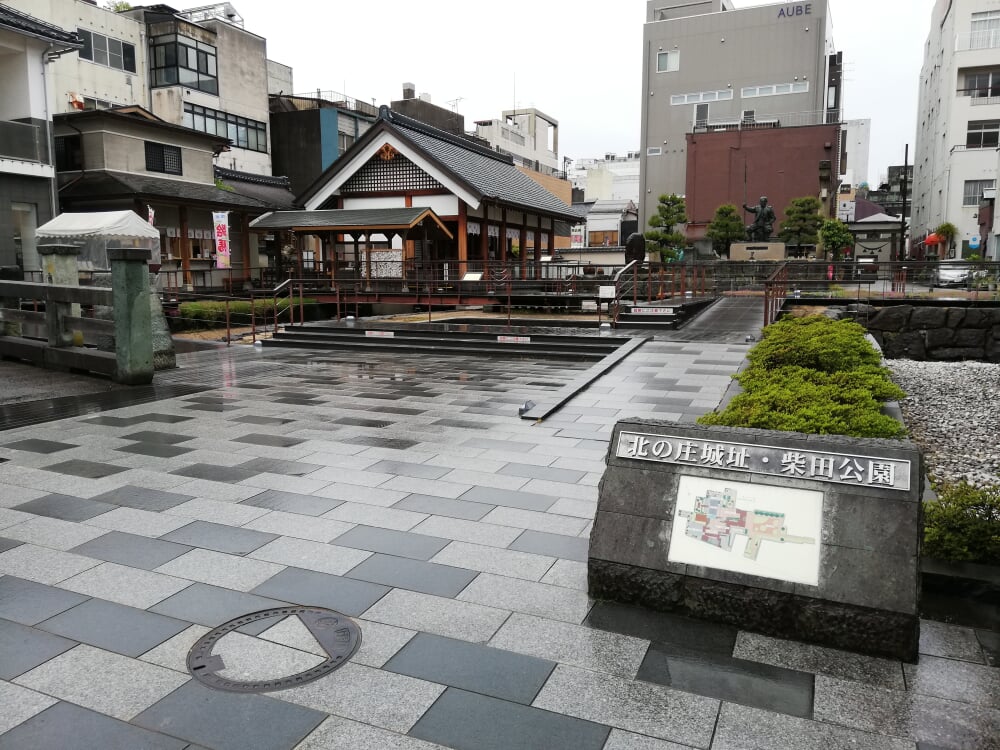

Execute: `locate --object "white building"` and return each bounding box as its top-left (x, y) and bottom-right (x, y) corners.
top-left (568, 152), bottom-right (641, 203)
top-left (474, 108), bottom-right (560, 176)
top-left (840, 118), bottom-right (871, 188)
top-left (913, 0), bottom-right (1000, 259)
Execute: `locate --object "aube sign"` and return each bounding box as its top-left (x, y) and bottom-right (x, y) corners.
top-left (777, 4), bottom-right (812, 17)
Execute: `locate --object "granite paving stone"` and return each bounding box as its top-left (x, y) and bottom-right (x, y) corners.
top-left (409, 687), bottom-right (611, 750)
top-left (82, 507), bottom-right (193, 537)
top-left (384, 632), bottom-right (555, 704)
top-left (540, 559), bottom-right (588, 590)
top-left (115, 442), bottom-right (194, 458)
top-left (458, 572), bottom-right (593, 623)
top-left (133, 680), bottom-right (326, 750)
top-left (164, 498), bottom-right (271, 527)
top-left (119, 431), bottom-right (195, 444)
top-left (0, 544), bottom-right (101, 585)
top-left (295, 715), bottom-right (448, 750)
top-left (323, 501), bottom-right (428, 531)
top-left (170, 462), bottom-right (263, 483)
top-left (251, 566), bottom-right (389, 615)
top-left (601, 729), bottom-right (697, 750)
top-left (139, 623), bottom-right (211, 672)
top-left (346, 553), bottom-right (478, 597)
top-left (248, 536), bottom-right (372, 576)
top-left (306, 465), bottom-right (397, 486)
top-left (508, 529), bottom-right (591, 562)
top-left (160, 520), bottom-right (279, 555)
top-left (155, 548), bottom-right (285, 592)
top-left (2, 515), bottom-right (107, 551)
top-left (0, 681), bottom-right (59, 735)
top-left (410, 516), bottom-right (523, 548)
top-left (0, 508), bottom-right (36, 530)
top-left (12, 493), bottom-right (117, 522)
top-left (40, 459), bottom-right (128, 479)
top-left (364, 588), bottom-right (510, 643)
top-left (56, 562), bottom-right (191, 609)
top-left (241, 489), bottom-right (344, 516)
top-left (69, 531), bottom-right (192, 570)
top-left (431, 540), bottom-right (556, 581)
top-left (0, 486), bottom-right (46, 509)
top-left (238, 471), bottom-right (331, 494)
top-left (0, 618), bottom-right (76, 679)
top-left (242, 509), bottom-right (355, 542)
top-left (313, 482), bottom-right (410, 507)
top-left (166, 477), bottom-right (265, 502)
top-left (0, 576), bottom-right (90, 626)
top-left (380, 475), bottom-right (474, 499)
top-left (3, 439), bottom-right (78, 454)
top-left (0, 538), bottom-right (21, 554)
top-left (368, 459), bottom-right (451, 480)
top-left (0, 701), bottom-right (189, 750)
top-left (919, 619), bottom-right (987, 664)
top-left (393, 493), bottom-right (495, 521)
top-left (258, 613), bottom-right (416, 669)
top-left (14, 643), bottom-right (190, 720)
top-left (497, 462), bottom-right (587, 483)
top-left (37, 597), bottom-right (189, 657)
top-left (490, 613), bottom-right (649, 679)
top-left (481, 506), bottom-right (590, 536)
top-left (460, 485), bottom-right (557, 511)
top-left (532, 664), bottom-right (720, 748)
top-left (521, 478), bottom-right (599, 502)
top-left (88, 484), bottom-right (193, 512)
top-left (903, 654), bottom-right (1000, 708)
top-left (978, 630), bottom-right (1000, 668)
top-left (711, 701), bottom-right (916, 750)
top-left (149, 583), bottom-right (288, 635)
top-left (329, 525), bottom-right (451, 561)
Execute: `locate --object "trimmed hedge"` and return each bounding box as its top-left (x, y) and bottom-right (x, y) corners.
top-left (923, 482), bottom-right (1000, 565)
top-left (698, 316), bottom-right (906, 438)
top-left (173, 297), bottom-right (318, 330)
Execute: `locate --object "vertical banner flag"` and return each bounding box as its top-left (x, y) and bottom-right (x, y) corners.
top-left (213, 211), bottom-right (231, 269)
top-left (147, 204), bottom-right (155, 225)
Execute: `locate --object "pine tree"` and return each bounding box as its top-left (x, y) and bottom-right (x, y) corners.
top-left (705, 204), bottom-right (744, 257)
top-left (779, 196), bottom-right (824, 256)
top-left (646, 194), bottom-right (687, 262)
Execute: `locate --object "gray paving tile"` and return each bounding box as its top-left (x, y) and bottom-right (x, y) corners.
top-left (0, 575), bottom-right (90, 625)
top-left (0, 537), bottom-right (22, 554)
top-left (460, 485), bottom-right (556, 512)
top-left (235, 457), bottom-right (324, 476)
top-left (170, 462), bottom-right (263, 482)
top-left (364, 589), bottom-right (509, 643)
top-left (509, 529), bottom-right (591, 562)
top-left (252, 566), bottom-right (389, 616)
top-left (57, 562), bottom-right (191, 610)
top-left (346, 553), bottom-right (478, 597)
top-left (903, 654), bottom-right (1000, 709)
top-left (431, 541), bottom-right (555, 581)
top-left (333, 524), bottom-right (450, 561)
top-left (0, 681), bottom-right (58, 735)
top-left (459, 573), bottom-right (592, 623)
top-left (69, 531), bottom-right (193, 570)
top-left (133, 680), bottom-right (326, 750)
top-left (712, 702), bottom-right (915, 750)
top-left (241, 489), bottom-right (344, 516)
top-left (231, 414), bottom-right (295, 425)
top-left (88, 485), bottom-right (194, 512)
top-left (0, 702), bottom-right (188, 750)
top-left (497, 462), bottom-right (587, 483)
top-left (249, 537), bottom-right (372, 576)
top-left (37, 597), bottom-right (189, 657)
top-left (602, 729), bottom-right (696, 750)
top-left (155, 547), bottom-right (285, 591)
top-left (410, 687), bottom-right (610, 750)
top-left (919, 619), bottom-right (986, 663)
top-left (0, 618), bottom-right (76, 679)
top-left (3, 438), bottom-right (78, 454)
top-left (385, 632), bottom-right (555, 704)
top-left (161, 520), bottom-right (279, 555)
top-left (13, 493), bottom-right (117, 522)
top-left (586, 601), bottom-right (738, 655)
top-left (120, 431), bottom-right (195, 444)
top-left (410, 516), bottom-right (523, 548)
top-left (115, 442), bottom-right (194, 458)
top-left (979, 629), bottom-right (1000, 668)
top-left (394, 493), bottom-right (495, 521)
top-left (149, 583), bottom-right (288, 635)
top-left (295, 715), bottom-right (447, 750)
top-left (234, 433), bottom-right (305, 448)
top-left (41, 459), bottom-right (127, 479)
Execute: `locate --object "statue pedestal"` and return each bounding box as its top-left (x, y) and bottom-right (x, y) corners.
top-left (730, 242), bottom-right (785, 261)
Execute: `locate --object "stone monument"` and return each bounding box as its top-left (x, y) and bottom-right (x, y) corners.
top-left (743, 196), bottom-right (775, 242)
top-left (624, 233), bottom-right (646, 264)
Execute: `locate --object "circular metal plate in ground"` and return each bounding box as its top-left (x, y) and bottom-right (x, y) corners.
top-left (187, 606), bottom-right (362, 693)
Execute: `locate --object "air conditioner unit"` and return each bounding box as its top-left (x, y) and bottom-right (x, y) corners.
top-left (742, 109), bottom-right (755, 122)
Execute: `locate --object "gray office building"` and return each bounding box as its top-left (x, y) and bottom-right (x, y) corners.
top-left (639, 0), bottom-right (841, 224)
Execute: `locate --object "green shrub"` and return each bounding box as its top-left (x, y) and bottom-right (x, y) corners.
top-left (177, 297), bottom-right (316, 329)
top-left (747, 316), bottom-right (881, 372)
top-left (923, 482), bottom-right (1000, 564)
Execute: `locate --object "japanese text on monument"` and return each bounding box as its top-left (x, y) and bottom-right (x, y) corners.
top-left (616, 431), bottom-right (910, 491)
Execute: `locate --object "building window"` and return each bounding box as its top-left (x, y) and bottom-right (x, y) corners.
top-left (83, 97), bottom-right (111, 110)
top-left (338, 132), bottom-right (355, 153)
top-left (145, 142), bottom-right (182, 175)
top-left (963, 69), bottom-right (1000, 97)
top-left (963, 179), bottom-right (995, 205)
top-left (182, 103), bottom-right (267, 152)
top-left (741, 81), bottom-right (809, 98)
top-left (971, 10), bottom-right (1000, 49)
top-left (646, 146), bottom-right (662, 156)
top-left (54, 136), bottom-right (82, 172)
top-left (150, 34), bottom-right (218, 94)
top-left (966, 120), bottom-right (1000, 148)
top-left (669, 89), bottom-right (733, 105)
top-left (656, 50), bottom-right (679, 73)
top-left (77, 29), bottom-right (136, 73)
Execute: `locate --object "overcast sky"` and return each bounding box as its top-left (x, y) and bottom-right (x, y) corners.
top-left (230, 0), bottom-right (936, 186)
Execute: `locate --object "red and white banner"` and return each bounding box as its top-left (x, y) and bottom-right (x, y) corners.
top-left (213, 211), bottom-right (230, 269)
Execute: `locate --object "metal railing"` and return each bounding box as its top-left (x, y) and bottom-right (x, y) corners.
top-left (956, 29), bottom-right (1000, 51)
top-left (0, 120), bottom-right (43, 162)
top-left (693, 108), bottom-right (841, 133)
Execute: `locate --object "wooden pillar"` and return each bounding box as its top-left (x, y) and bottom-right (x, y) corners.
top-left (480, 207), bottom-right (489, 264)
top-left (547, 218), bottom-right (554, 256)
top-left (458, 203), bottom-right (468, 277)
top-left (533, 215), bottom-right (541, 280)
top-left (519, 223), bottom-right (527, 279)
top-left (178, 205), bottom-right (192, 288)
top-left (500, 208), bottom-right (507, 263)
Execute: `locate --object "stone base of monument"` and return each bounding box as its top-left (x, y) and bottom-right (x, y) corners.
top-left (589, 420), bottom-right (923, 661)
top-left (729, 242), bottom-right (785, 261)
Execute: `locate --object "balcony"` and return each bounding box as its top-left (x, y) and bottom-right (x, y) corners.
top-left (0, 120), bottom-right (44, 162)
top-left (692, 108), bottom-right (840, 133)
top-left (956, 30), bottom-right (1000, 51)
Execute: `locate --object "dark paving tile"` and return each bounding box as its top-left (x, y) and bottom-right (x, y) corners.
top-left (0, 702), bottom-right (188, 750)
top-left (133, 680), bottom-right (326, 750)
top-left (332, 525), bottom-right (450, 561)
top-left (184, 395), bottom-right (240, 404)
top-left (508, 530), bottom-right (590, 562)
top-left (233, 433), bottom-right (305, 448)
top-left (385, 632), bottom-right (555, 704)
top-left (120, 431), bottom-right (195, 444)
top-left (977, 629), bottom-right (1000, 668)
top-left (0, 537), bottom-right (22, 554)
top-left (585, 601), bottom-right (738, 655)
top-left (69, 531), bottom-right (193, 570)
top-left (0, 617), bottom-right (77, 679)
top-left (497, 463), bottom-right (586, 483)
top-left (169, 463), bottom-right (262, 483)
top-left (161, 520), bottom-right (279, 555)
top-left (461, 437), bottom-right (537, 453)
top-left (351, 435), bottom-right (419, 450)
top-left (461, 486), bottom-right (556, 512)
top-left (333, 416), bottom-right (393, 428)
top-left (638, 641), bottom-right (814, 719)
top-left (251, 567), bottom-right (388, 616)
top-left (230, 415), bottom-right (295, 425)
top-left (355, 391), bottom-right (404, 400)
top-left (241, 489), bottom-right (343, 516)
top-left (368, 460), bottom-right (450, 481)
top-left (345, 553), bottom-right (477, 598)
top-left (0, 576), bottom-right (89, 626)
top-left (271, 397), bottom-right (321, 406)
top-left (79, 415), bottom-right (134, 426)
top-left (409, 687), bottom-right (610, 750)
top-left (41, 459), bottom-right (127, 479)
top-left (433, 418), bottom-right (490, 430)
top-left (393, 494), bottom-right (494, 521)
top-left (143, 413), bottom-right (196, 424)
top-left (234, 457), bottom-right (323, 477)
top-left (149, 583), bottom-right (288, 635)
top-left (183, 403), bottom-right (243, 412)
top-left (115, 442), bottom-right (195, 458)
top-left (2, 438), bottom-right (77, 454)
top-left (89, 485), bottom-right (194, 512)
top-left (13, 493), bottom-right (116, 522)
top-left (37, 598), bottom-right (189, 657)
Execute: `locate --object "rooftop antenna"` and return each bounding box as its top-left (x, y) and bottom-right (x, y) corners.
top-left (446, 97), bottom-right (464, 112)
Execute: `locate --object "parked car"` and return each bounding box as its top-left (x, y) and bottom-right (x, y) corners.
top-left (932, 262), bottom-right (978, 287)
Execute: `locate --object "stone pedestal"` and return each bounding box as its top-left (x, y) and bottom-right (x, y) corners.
top-left (37, 244), bottom-right (80, 346)
top-left (108, 248), bottom-right (153, 384)
top-left (730, 242), bottom-right (786, 261)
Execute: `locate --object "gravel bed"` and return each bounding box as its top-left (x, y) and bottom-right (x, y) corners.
top-left (887, 359), bottom-right (1000, 488)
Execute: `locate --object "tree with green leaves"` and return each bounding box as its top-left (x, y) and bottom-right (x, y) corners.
top-left (705, 204), bottom-right (744, 257)
top-left (934, 222), bottom-right (957, 256)
top-left (818, 218), bottom-right (854, 261)
top-left (646, 194), bottom-right (687, 262)
top-left (104, 1), bottom-right (132, 10)
top-left (779, 196), bottom-right (824, 256)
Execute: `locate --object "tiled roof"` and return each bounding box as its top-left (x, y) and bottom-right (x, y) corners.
top-left (250, 208), bottom-right (444, 231)
top-left (0, 3), bottom-right (82, 46)
top-left (214, 167), bottom-right (298, 210)
top-left (59, 171), bottom-right (275, 211)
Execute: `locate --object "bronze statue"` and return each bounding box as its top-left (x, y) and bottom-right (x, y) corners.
top-left (624, 233), bottom-right (646, 264)
top-left (743, 196), bottom-right (775, 242)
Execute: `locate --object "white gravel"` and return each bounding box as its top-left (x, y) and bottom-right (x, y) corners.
top-left (887, 359), bottom-right (1000, 488)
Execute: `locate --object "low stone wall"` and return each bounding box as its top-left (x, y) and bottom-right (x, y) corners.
top-left (863, 305), bottom-right (1000, 362)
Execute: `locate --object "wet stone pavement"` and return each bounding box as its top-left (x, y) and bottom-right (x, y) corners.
top-left (0, 299), bottom-right (998, 749)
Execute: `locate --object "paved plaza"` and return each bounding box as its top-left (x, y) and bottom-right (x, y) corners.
top-left (0, 299), bottom-right (997, 749)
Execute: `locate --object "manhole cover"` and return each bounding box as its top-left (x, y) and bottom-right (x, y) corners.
top-left (187, 606), bottom-right (361, 693)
